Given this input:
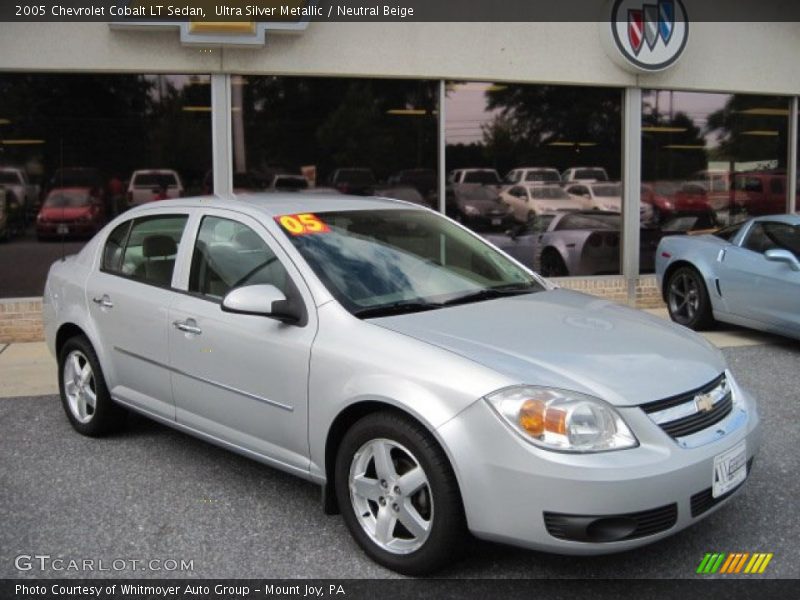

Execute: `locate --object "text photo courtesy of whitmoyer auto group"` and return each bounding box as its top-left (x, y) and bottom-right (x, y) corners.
top-left (0, 0), bottom-right (798, 598)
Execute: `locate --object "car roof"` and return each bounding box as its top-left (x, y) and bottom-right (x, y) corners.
top-left (122, 193), bottom-right (421, 219)
top-left (749, 214), bottom-right (800, 225)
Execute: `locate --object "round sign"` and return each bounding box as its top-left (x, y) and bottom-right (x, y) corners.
top-left (600, 0), bottom-right (689, 73)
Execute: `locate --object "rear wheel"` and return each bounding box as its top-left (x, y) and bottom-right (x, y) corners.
top-left (666, 266), bottom-right (715, 330)
top-left (540, 249), bottom-right (568, 277)
top-left (334, 412), bottom-right (466, 575)
top-left (58, 335), bottom-right (126, 436)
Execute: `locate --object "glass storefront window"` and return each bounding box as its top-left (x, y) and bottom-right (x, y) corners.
top-left (444, 81), bottom-right (624, 277)
top-left (0, 73), bottom-right (212, 298)
top-left (640, 90), bottom-right (792, 272)
top-left (229, 75), bottom-right (438, 207)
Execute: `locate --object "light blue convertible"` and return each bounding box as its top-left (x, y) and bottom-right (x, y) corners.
top-left (656, 215), bottom-right (800, 339)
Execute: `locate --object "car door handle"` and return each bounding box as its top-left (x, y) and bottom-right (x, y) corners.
top-left (92, 295), bottom-right (113, 309)
top-left (173, 319), bottom-right (202, 335)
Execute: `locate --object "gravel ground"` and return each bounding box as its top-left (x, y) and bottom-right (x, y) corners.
top-left (1, 342), bottom-right (798, 579)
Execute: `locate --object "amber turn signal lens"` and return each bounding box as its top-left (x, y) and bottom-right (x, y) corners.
top-left (519, 399), bottom-right (545, 436)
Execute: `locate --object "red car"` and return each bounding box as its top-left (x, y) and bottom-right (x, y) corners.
top-left (36, 187), bottom-right (105, 240)
top-left (642, 181), bottom-right (715, 223)
top-left (732, 171), bottom-right (799, 216)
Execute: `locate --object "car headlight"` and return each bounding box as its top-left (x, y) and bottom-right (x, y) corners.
top-left (484, 386), bottom-right (638, 453)
top-left (462, 204), bottom-right (480, 216)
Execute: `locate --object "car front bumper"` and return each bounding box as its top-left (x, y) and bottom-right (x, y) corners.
top-left (436, 381), bottom-right (760, 554)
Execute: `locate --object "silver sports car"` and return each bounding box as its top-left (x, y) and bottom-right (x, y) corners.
top-left (43, 194), bottom-right (759, 574)
top-left (656, 215), bottom-right (800, 339)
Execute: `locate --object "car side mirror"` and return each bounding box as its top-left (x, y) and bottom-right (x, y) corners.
top-left (221, 284), bottom-right (304, 323)
top-left (764, 248), bottom-right (800, 271)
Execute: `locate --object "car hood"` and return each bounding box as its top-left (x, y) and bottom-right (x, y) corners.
top-left (371, 289), bottom-right (724, 406)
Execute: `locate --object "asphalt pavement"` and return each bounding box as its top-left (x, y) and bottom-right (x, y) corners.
top-left (1, 342), bottom-right (798, 579)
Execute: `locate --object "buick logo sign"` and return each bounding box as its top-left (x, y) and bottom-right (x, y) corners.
top-left (600, 0), bottom-right (689, 73)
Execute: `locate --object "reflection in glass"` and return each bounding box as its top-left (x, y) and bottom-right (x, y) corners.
top-left (231, 76), bottom-right (438, 207)
top-left (640, 90), bottom-right (792, 272)
top-left (0, 73), bottom-right (212, 298)
top-left (444, 81), bottom-right (623, 275)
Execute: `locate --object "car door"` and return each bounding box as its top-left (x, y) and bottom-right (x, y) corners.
top-left (168, 209), bottom-right (317, 472)
top-left (86, 212), bottom-right (191, 420)
top-left (717, 221), bottom-right (800, 330)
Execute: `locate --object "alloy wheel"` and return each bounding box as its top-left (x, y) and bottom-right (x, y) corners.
top-left (668, 271), bottom-right (701, 323)
top-left (348, 438), bottom-right (433, 555)
top-left (63, 350), bottom-right (97, 424)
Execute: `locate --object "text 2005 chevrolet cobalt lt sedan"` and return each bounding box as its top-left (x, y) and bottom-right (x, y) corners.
top-left (43, 194), bottom-right (760, 574)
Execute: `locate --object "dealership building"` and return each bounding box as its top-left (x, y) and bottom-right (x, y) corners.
top-left (0, 6), bottom-right (798, 342)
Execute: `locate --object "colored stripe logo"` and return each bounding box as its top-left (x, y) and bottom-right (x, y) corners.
top-left (696, 552), bottom-right (773, 574)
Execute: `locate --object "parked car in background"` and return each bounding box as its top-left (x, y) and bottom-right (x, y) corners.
top-left (36, 187), bottom-right (105, 240)
top-left (642, 181), bottom-right (715, 225)
top-left (202, 170), bottom-right (266, 194)
top-left (561, 167), bottom-right (609, 183)
top-left (445, 183), bottom-right (514, 231)
top-left (500, 183), bottom-right (583, 223)
top-left (448, 168), bottom-right (502, 187)
top-left (564, 182), bottom-right (653, 222)
top-left (656, 215), bottom-right (800, 338)
top-left (127, 169), bottom-right (184, 206)
top-left (42, 194), bottom-right (760, 575)
top-left (0, 166), bottom-right (40, 217)
top-left (534, 211), bottom-right (666, 276)
top-left (327, 168), bottom-right (376, 196)
top-left (388, 168), bottom-right (437, 198)
top-left (503, 167), bottom-right (561, 185)
top-left (375, 185), bottom-right (432, 208)
top-left (732, 171), bottom-right (797, 217)
top-left (269, 174), bottom-right (309, 191)
top-left (481, 213), bottom-right (557, 268)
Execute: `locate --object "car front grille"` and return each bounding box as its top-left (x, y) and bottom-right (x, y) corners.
top-left (690, 457), bottom-right (754, 517)
top-left (640, 374), bottom-right (733, 439)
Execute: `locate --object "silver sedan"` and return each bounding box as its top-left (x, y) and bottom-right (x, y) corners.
top-left (43, 194), bottom-right (760, 574)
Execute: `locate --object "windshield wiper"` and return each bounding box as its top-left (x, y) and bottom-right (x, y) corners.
top-left (442, 284), bottom-right (539, 307)
top-left (352, 301), bottom-right (443, 319)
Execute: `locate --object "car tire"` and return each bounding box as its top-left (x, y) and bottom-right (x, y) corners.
top-left (666, 266), bottom-right (715, 330)
top-left (540, 249), bottom-right (569, 277)
top-left (58, 335), bottom-right (126, 436)
top-left (334, 411), bottom-right (467, 575)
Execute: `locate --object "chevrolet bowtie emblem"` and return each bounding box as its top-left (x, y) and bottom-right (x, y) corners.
top-left (695, 393), bottom-right (714, 413)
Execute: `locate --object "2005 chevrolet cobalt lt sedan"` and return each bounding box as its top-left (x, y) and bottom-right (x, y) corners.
top-left (43, 194), bottom-right (760, 574)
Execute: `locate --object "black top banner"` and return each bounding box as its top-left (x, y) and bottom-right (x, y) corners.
top-left (2, 0), bottom-right (800, 22)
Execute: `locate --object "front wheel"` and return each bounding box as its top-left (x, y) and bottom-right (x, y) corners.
top-left (334, 412), bottom-right (466, 575)
top-left (666, 266), bottom-right (715, 330)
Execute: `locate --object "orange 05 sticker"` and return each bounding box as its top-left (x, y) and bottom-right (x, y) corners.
top-left (276, 213), bottom-right (330, 235)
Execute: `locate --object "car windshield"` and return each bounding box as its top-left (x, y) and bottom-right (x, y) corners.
top-left (530, 186), bottom-right (570, 200)
top-left (133, 173), bottom-right (178, 187)
top-left (524, 171), bottom-right (560, 183)
top-left (592, 184), bottom-right (621, 198)
top-left (574, 169), bottom-right (607, 181)
top-left (0, 171), bottom-right (21, 184)
top-left (462, 171), bottom-right (500, 184)
top-left (44, 190), bottom-right (90, 207)
top-left (278, 209), bottom-right (543, 317)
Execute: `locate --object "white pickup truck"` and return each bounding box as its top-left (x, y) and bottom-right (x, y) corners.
top-left (0, 166), bottom-right (40, 216)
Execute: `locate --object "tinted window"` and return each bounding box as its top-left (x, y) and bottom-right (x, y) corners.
top-left (530, 186), bottom-right (570, 200)
top-left (712, 222), bottom-right (744, 241)
top-left (0, 171), bottom-right (21, 184)
top-left (462, 171), bottom-right (500, 184)
top-left (102, 221), bottom-right (132, 273)
top-left (743, 223), bottom-right (776, 254)
top-left (525, 171), bottom-right (560, 183)
top-left (556, 214), bottom-right (620, 231)
top-left (189, 216), bottom-right (289, 299)
top-left (132, 173), bottom-right (179, 187)
top-left (574, 169), bottom-right (608, 181)
top-left (747, 221), bottom-right (800, 257)
top-left (120, 215), bottom-right (188, 286)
